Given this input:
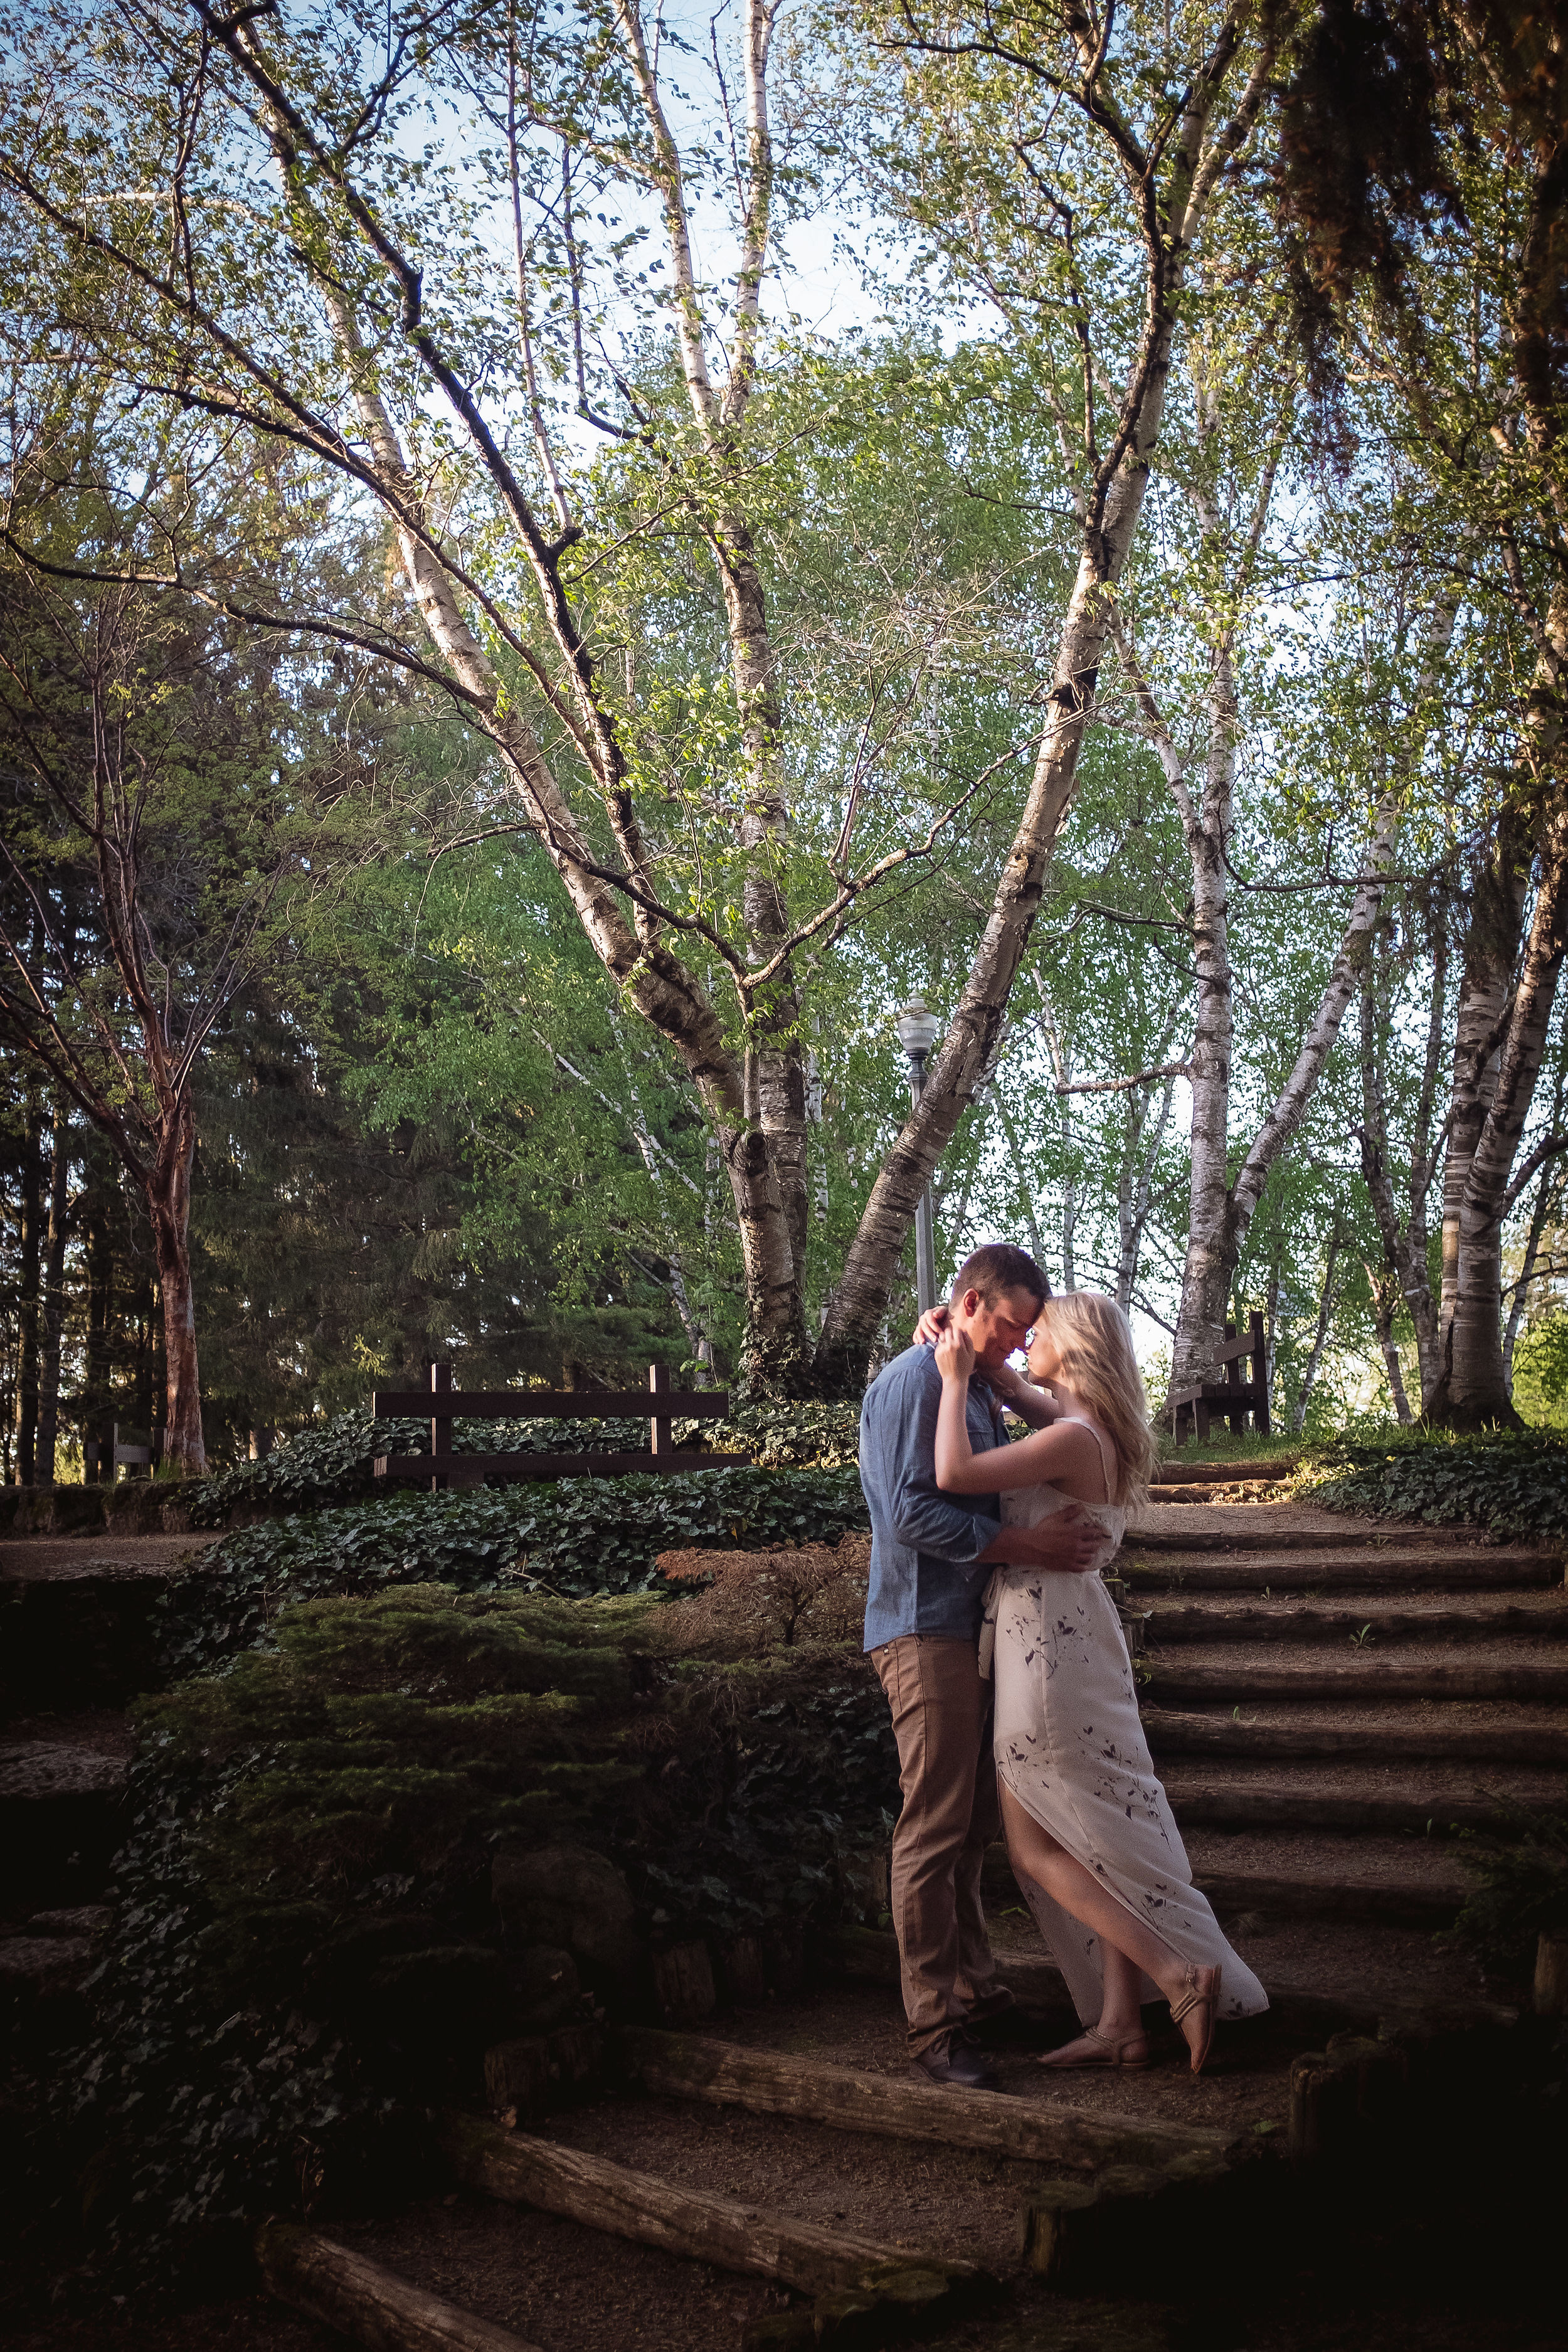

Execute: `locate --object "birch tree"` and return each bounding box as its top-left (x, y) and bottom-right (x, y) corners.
top-left (0, 0), bottom-right (1105, 1394)
top-left (814, 0), bottom-right (1285, 1385)
top-left (1274, 0), bottom-right (1568, 1426)
top-left (1091, 272), bottom-right (1402, 1410)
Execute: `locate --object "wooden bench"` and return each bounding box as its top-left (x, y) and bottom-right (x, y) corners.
top-left (83, 1422), bottom-right (162, 1480)
top-left (370, 1363), bottom-right (744, 1490)
top-left (1167, 1313), bottom-right (1270, 1444)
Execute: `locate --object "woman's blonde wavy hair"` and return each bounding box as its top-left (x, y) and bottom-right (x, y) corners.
top-left (1033, 1290), bottom-right (1160, 1508)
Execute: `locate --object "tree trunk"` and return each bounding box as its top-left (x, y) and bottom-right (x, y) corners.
top-left (14, 1094), bottom-right (41, 1485)
top-left (315, 283), bottom-right (807, 1394)
top-left (1115, 1067), bottom-right (1177, 1314)
top-left (1433, 808), bottom-right (1532, 1375)
top-left (1170, 777), bottom-right (1396, 1402)
top-left (1168, 633), bottom-right (1240, 1401)
top-left (1355, 958), bottom-right (1443, 1402)
top-left (993, 1094), bottom-right (1046, 1273)
top-left (83, 1201), bottom-right (114, 1482)
top-left (147, 1096), bottom-right (204, 1473)
top-left (1368, 1264), bottom-right (1414, 1424)
top-left (1434, 805), bottom-right (1568, 1426)
top-left (813, 28), bottom-right (1276, 1393)
top-left (1288, 1218), bottom-right (1343, 1434)
top-left (33, 1104), bottom-right (70, 1485)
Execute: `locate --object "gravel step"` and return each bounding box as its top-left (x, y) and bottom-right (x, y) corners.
top-left (1126, 1504), bottom-right (1392, 1550)
top-left (1145, 1706), bottom-right (1568, 1767)
top-left (1120, 1546), bottom-right (1563, 1592)
top-left (1143, 1648), bottom-right (1568, 1705)
top-left (1180, 1830), bottom-right (1469, 1926)
top-left (0, 1904), bottom-right (114, 2037)
top-left (0, 1733), bottom-right (132, 1910)
top-left (0, 1542), bottom-right (199, 1712)
top-left (1190, 1866), bottom-right (1465, 1927)
top-left (1140, 1596), bottom-right (1568, 1646)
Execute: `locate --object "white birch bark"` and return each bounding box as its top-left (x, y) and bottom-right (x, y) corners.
top-left (815, 13), bottom-right (1278, 1389)
top-left (1287, 1218), bottom-right (1343, 1434)
top-left (206, 11), bottom-right (813, 1391)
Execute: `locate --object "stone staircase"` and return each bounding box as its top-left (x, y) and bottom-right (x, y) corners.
top-left (1123, 1492), bottom-right (1567, 1935)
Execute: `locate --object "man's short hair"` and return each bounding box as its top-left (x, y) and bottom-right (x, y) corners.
top-left (950, 1243), bottom-right (1049, 1311)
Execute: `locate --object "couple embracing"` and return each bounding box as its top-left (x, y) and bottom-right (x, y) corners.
top-left (860, 1243), bottom-right (1268, 2090)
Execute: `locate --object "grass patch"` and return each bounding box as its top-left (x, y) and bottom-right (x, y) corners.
top-left (1157, 1429), bottom-right (1321, 1466)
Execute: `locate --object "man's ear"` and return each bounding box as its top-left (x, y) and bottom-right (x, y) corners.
top-left (957, 1288), bottom-right (983, 1320)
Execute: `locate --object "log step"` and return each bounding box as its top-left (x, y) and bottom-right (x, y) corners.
top-left (1122, 1547), bottom-right (1563, 1592)
top-left (618, 2026), bottom-right (1237, 2174)
top-left (1152, 1459), bottom-right (1304, 1484)
top-left (1190, 1868), bottom-right (1464, 1927)
top-left (0, 1558), bottom-right (188, 1709)
top-left (256, 2223), bottom-right (543, 2352)
top-left (437, 2111), bottom-right (988, 2319)
top-left (1143, 1654), bottom-right (1568, 1705)
top-left (1163, 1776), bottom-right (1540, 1840)
top-left (1144, 1707), bottom-right (1568, 1767)
top-left (1141, 1598), bottom-right (1568, 1645)
top-left (1126, 1505), bottom-right (1559, 1557)
top-left (1153, 1481), bottom-right (1296, 1502)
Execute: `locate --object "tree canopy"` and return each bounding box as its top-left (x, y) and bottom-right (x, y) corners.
top-left (1, 0), bottom-right (1566, 1458)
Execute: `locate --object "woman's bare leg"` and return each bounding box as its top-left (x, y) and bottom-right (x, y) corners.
top-left (1000, 1782), bottom-right (1211, 2060)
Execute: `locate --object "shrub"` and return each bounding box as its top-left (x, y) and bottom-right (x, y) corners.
top-left (1296, 1428), bottom-right (1568, 1540)
top-left (68, 1585), bottom-right (896, 2291)
top-left (188, 1400), bottom-right (866, 1525)
top-left (186, 1409), bottom-right (654, 1525)
top-left (657, 1532), bottom-right (871, 1650)
top-left (692, 1399), bottom-right (862, 1470)
top-left (159, 1463), bottom-right (870, 1680)
top-left (1446, 1792), bottom-right (1568, 1979)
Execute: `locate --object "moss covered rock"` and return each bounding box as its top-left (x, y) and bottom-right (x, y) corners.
top-left (492, 1843), bottom-right (641, 2002)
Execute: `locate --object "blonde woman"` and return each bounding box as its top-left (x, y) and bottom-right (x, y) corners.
top-left (926, 1291), bottom-right (1268, 2074)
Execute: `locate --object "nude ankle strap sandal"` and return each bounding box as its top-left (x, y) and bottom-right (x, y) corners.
top-left (1168, 1966), bottom-right (1221, 2074)
top-left (1038, 2025), bottom-right (1150, 2070)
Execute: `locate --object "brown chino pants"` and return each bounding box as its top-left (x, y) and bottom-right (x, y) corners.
top-left (872, 1632), bottom-right (1012, 2056)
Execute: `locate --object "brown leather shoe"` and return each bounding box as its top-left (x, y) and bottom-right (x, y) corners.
top-left (910, 2032), bottom-right (994, 2089)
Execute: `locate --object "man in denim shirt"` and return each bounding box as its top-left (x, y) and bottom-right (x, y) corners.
top-left (862, 1244), bottom-right (1096, 2087)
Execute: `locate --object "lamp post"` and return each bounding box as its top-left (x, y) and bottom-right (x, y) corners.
top-left (895, 995), bottom-right (942, 1313)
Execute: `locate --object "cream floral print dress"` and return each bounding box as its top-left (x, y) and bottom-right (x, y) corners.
top-left (981, 1416), bottom-right (1269, 2029)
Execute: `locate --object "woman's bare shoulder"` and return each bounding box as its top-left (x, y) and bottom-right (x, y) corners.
top-left (1007, 1417), bottom-right (1107, 1490)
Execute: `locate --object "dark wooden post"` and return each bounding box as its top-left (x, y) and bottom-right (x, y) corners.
top-left (431, 1361), bottom-right (452, 1492)
top-left (649, 1362), bottom-right (671, 1458)
top-left (1221, 1322), bottom-right (1239, 1434)
top-left (1249, 1311), bottom-right (1269, 1433)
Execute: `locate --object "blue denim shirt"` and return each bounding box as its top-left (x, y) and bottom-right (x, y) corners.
top-left (859, 1343), bottom-right (1004, 1651)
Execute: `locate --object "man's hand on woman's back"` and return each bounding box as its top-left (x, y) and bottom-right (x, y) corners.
top-left (980, 1512), bottom-right (1102, 1575)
